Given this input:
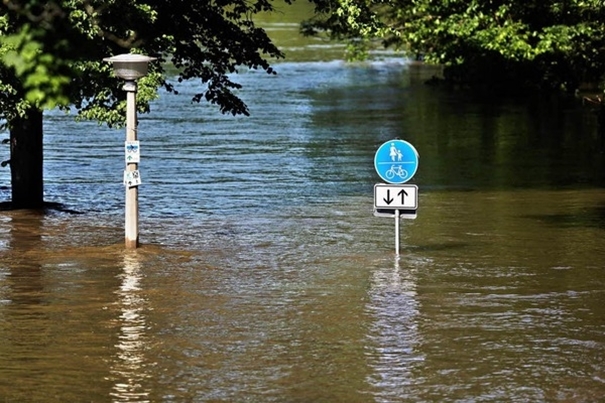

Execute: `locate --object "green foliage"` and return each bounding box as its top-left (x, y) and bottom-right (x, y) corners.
top-left (303, 0), bottom-right (605, 91)
top-left (302, 0), bottom-right (397, 44)
top-left (2, 24), bottom-right (72, 109)
top-left (0, 0), bottom-right (287, 128)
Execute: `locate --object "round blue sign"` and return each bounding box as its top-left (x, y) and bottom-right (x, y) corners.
top-left (374, 140), bottom-right (419, 184)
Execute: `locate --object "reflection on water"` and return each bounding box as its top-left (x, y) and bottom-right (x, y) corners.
top-left (109, 253), bottom-right (151, 402)
top-left (365, 257), bottom-right (423, 402)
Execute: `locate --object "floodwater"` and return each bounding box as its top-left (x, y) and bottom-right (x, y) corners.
top-left (2, 18), bottom-right (605, 403)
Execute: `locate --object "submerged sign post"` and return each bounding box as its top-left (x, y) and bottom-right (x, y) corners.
top-left (373, 140), bottom-right (419, 255)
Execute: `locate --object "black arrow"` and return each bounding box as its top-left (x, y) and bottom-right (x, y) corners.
top-left (398, 189), bottom-right (408, 204)
top-left (383, 189), bottom-right (394, 205)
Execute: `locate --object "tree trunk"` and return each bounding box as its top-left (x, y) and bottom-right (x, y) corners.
top-left (9, 107), bottom-right (44, 209)
top-left (600, 102), bottom-right (605, 150)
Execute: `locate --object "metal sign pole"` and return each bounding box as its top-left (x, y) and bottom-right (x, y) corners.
top-left (395, 209), bottom-right (400, 255)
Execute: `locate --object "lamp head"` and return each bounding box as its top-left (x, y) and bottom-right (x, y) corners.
top-left (103, 53), bottom-right (157, 80)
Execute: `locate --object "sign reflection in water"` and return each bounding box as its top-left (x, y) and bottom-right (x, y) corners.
top-left (365, 258), bottom-right (424, 401)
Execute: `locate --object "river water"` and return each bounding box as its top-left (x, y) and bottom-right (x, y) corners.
top-left (1, 17), bottom-right (605, 403)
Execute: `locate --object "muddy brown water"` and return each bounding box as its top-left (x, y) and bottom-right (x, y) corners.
top-left (1, 41), bottom-right (605, 402)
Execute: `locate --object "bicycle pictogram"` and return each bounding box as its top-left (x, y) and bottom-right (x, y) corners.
top-left (385, 165), bottom-right (408, 180)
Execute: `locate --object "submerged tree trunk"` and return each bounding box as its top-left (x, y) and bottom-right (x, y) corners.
top-left (9, 108), bottom-right (44, 209)
top-left (599, 101), bottom-right (605, 150)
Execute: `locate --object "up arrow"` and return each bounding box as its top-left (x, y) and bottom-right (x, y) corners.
top-left (398, 189), bottom-right (408, 204)
top-left (383, 189), bottom-right (394, 205)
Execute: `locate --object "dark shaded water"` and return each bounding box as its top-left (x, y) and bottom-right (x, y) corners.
top-left (1, 44), bottom-right (605, 402)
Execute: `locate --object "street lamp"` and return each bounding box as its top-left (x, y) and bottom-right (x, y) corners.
top-left (104, 53), bottom-right (156, 249)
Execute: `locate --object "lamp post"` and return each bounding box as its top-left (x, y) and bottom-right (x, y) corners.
top-left (104, 53), bottom-right (156, 249)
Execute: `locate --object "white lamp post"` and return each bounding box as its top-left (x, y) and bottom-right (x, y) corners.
top-left (104, 53), bottom-right (156, 249)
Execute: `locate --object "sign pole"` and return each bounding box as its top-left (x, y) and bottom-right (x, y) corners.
top-left (395, 209), bottom-right (400, 255)
top-left (124, 80), bottom-right (139, 249)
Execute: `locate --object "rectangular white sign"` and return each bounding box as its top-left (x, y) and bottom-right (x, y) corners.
top-left (125, 140), bottom-right (140, 163)
top-left (374, 184), bottom-right (418, 209)
top-left (124, 169), bottom-right (142, 188)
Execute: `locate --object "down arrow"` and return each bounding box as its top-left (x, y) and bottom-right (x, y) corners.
top-left (383, 189), bottom-right (394, 205)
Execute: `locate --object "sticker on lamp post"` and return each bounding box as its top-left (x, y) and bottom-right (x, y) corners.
top-left (125, 140), bottom-right (140, 163)
top-left (124, 170), bottom-right (142, 188)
